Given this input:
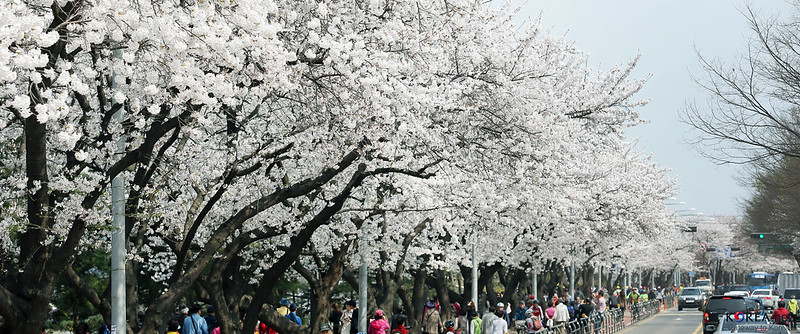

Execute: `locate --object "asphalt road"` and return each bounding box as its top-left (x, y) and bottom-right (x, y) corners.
top-left (622, 308), bottom-right (703, 334)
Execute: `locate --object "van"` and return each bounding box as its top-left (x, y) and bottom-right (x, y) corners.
top-left (695, 279), bottom-right (713, 295)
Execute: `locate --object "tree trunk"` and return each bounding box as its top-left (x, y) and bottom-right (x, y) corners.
top-left (410, 267), bottom-right (428, 333)
top-left (434, 270), bottom-right (452, 321)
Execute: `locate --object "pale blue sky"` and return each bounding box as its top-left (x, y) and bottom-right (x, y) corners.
top-left (516, 1), bottom-right (794, 216)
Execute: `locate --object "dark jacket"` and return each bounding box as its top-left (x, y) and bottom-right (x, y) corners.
top-left (350, 309), bottom-right (360, 334)
top-left (608, 296), bottom-right (619, 308)
top-left (578, 304), bottom-right (594, 318)
top-left (204, 315), bottom-right (218, 332)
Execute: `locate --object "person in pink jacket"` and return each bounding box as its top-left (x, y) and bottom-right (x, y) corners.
top-left (368, 310), bottom-right (391, 334)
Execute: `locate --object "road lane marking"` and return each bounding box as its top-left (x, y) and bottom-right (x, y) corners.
top-left (618, 310), bottom-right (701, 334)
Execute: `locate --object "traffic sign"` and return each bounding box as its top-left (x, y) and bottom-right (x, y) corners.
top-left (699, 243), bottom-right (706, 251)
top-left (689, 271), bottom-right (695, 277)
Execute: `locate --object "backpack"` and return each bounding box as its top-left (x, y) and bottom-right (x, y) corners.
top-left (525, 317), bottom-right (542, 332)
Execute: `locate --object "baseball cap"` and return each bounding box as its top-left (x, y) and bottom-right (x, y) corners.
top-left (496, 302), bottom-right (504, 308)
top-left (280, 298), bottom-right (290, 306)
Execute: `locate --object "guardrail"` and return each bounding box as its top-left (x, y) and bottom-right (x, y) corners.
top-left (520, 297), bottom-right (675, 334)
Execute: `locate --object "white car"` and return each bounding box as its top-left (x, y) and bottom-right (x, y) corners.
top-left (750, 289), bottom-right (778, 309)
top-left (724, 285), bottom-right (752, 297)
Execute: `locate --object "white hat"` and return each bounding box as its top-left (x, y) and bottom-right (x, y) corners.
top-left (496, 302), bottom-right (504, 308)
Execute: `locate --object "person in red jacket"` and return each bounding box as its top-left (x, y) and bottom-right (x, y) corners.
top-left (772, 301), bottom-right (792, 327)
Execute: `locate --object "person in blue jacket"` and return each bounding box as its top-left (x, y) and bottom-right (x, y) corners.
top-left (182, 304), bottom-right (209, 334)
top-left (286, 303), bottom-right (303, 326)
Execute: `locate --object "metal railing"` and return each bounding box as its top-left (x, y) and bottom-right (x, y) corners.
top-left (520, 297), bottom-right (675, 334)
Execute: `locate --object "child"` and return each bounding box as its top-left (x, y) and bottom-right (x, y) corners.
top-left (167, 319), bottom-right (181, 334)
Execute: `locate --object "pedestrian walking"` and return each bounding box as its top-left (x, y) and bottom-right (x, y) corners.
top-left (578, 298), bottom-right (594, 319)
top-left (513, 301), bottom-right (526, 328)
top-left (608, 291), bottom-right (619, 309)
top-left (529, 300), bottom-right (543, 320)
top-left (456, 308), bottom-right (469, 334)
top-left (368, 310), bottom-right (390, 334)
top-left (286, 303), bottom-right (302, 326)
top-left (321, 323), bottom-right (334, 334)
top-left (331, 303), bottom-right (343, 334)
top-left (481, 306), bottom-right (498, 334)
top-left (553, 300), bottom-right (569, 333)
top-left (169, 304), bottom-right (188, 333)
top-left (543, 302), bottom-right (555, 328)
top-left (423, 301), bottom-right (442, 334)
top-left (595, 291), bottom-right (606, 314)
top-left (205, 305), bottom-right (218, 333)
top-left (391, 305), bottom-right (409, 333)
top-left (490, 309), bottom-right (508, 334)
top-left (341, 300), bottom-right (355, 334)
top-left (167, 320), bottom-right (181, 334)
top-left (277, 298), bottom-right (291, 317)
top-left (182, 304), bottom-right (209, 334)
top-left (467, 309), bottom-right (481, 334)
top-left (523, 309), bottom-right (542, 333)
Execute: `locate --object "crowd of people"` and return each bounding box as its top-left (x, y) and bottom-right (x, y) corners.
top-left (69, 285), bottom-right (675, 334)
top-left (319, 285), bottom-right (676, 334)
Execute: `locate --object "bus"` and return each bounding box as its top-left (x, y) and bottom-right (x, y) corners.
top-left (748, 272), bottom-right (777, 291)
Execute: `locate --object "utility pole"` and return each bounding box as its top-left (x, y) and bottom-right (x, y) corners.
top-left (110, 48), bottom-right (126, 334)
top-left (358, 223), bottom-right (368, 334)
top-left (569, 263), bottom-right (575, 299)
top-left (471, 225), bottom-right (478, 309)
top-left (598, 266), bottom-right (602, 291)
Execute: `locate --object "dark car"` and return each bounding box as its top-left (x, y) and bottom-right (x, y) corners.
top-left (744, 297), bottom-right (763, 315)
top-left (782, 288), bottom-right (800, 301)
top-left (702, 295), bottom-right (747, 334)
top-left (678, 287), bottom-right (706, 310)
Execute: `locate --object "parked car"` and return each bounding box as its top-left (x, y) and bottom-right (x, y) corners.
top-left (750, 289), bottom-right (778, 309)
top-left (679, 287), bottom-right (707, 310)
top-left (702, 296), bottom-right (748, 334)
top-left (723, 285), bottom-right (750, 297)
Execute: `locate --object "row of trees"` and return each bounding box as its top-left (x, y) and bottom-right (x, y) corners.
top-left (0, 0), bottom-right (717, 333)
